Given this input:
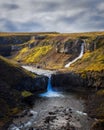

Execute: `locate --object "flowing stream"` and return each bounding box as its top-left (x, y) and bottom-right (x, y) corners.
top-left (8, 66), bottom-right (94, 130)
top-left (65, 43), bottom-right (84, 68)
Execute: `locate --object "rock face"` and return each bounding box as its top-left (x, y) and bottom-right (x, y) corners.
top-left (81, 70), bottom-right (104, 89)
top-left (0, 36), bottom-right (30, 56)
top-left (17, 76), bottom-right (48, 93)
top-left (56, 39), bottom-right (83, 55)
top-left (0, 36), bottom-right (30, 45)
top-left (51, 73), bottom-right (83, 91)
top-left (64, 39), bottom-right (83, 54)
top-left (51, 70), bottom-right (104, 91)
top-left (0, 45), bottom-right (11, 56)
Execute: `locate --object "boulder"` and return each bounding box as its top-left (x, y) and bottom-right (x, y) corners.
top-left (51, 72), bottom-right (83, 91)
top-left (16, 76), bottom-right (48, 93)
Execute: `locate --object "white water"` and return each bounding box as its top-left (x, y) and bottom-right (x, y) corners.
top-left (22, 66), bottom-right (55, 77)
top-left (65, 43), bottom-right (84, 68)
top-left (8, 110), bottom-right (37, 130)
top-left (40, 76), bottom-right (61, 97)
top-left (22, 66), bottom-right (61, 97)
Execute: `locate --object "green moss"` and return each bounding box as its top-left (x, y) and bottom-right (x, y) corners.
top-left (21, 91), bottom-right (33, 97)
top-left (14, 45), bottom-right (52, 64)
top-left (15, 47), bottom-right (29, 61)
top-left (10, 107), bottom-right (20, 115)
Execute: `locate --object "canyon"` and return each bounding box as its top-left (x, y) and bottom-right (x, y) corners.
top-left (0, 32), bottom-right (104, 130)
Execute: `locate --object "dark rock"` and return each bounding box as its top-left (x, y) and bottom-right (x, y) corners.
top-left (48, 112), bottom-right (55, 115)
top-left (51, 70), bottom-right (104, 91)
top-left (44, 115), bottom-right (56, 123)
top-left (28, 112), bottom-right (34, 117)
top-left (51, 72), bottom-right (83, 91)
top-left (91, 120), bottom-right (104, 130)
top-left (29, 127), bottom-right (34, 130)
top-left (17, 76), bottom-right (48, 93)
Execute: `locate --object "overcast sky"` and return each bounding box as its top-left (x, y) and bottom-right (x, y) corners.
top-left (0, 0), bottom-right (104, 32)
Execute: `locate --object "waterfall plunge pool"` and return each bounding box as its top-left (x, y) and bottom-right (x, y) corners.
top-left (39, 76), bottom-right (62, 97)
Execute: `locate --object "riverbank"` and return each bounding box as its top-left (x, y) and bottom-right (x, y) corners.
top-left (8, 91), bottom-right (94, 130)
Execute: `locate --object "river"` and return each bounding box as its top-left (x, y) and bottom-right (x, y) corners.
top-left (8, 66), bottom-right (94, 130)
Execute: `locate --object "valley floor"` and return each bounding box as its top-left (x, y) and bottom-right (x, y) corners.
top-left (8, 92), bottom-right (94, 130)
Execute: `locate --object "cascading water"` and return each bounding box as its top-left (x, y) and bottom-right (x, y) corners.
top-left (65, 43), bottom-right (84, 68)
top-left (40, 75), bottom-right (60, 97)
top-left (22, 66), bottom-right (61, 97)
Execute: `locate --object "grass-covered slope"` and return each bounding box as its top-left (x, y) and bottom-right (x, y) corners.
top-left (0, 56), bottom-right (35, 86)
top-left (15, 45), bottom-right (52, 64)
top-left (0, 56), bottom-right (35, 128)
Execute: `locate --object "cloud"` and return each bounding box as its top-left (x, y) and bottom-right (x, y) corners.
top-left (2, 3), bottom-right (19, 10)
top-left (0, 0), bottom-right (104, 32)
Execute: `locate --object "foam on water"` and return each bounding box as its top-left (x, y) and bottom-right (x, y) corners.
top-left (40, 76), bottom-right (61, 97)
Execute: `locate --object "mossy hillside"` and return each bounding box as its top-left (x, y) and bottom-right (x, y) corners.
top-left (13, 35), bottom-right (77, 69)
top-left (0, 56), bottom-right (37, 128)
top-left (15, 45), bottom-right (52, 64)
top-left (0, 56), bottom-right (35, 86)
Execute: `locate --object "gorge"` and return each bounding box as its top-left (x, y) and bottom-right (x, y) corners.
top-left (7, 43), bottom-right (95, 129)
top-left (0, 32), bottom-right (104, 130)
top-left (8, 67), bottom-right (94, 130)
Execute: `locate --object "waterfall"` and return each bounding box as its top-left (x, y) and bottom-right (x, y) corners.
top-left (47, 76), bottom-right (53, 92)
top-left (65, 43), bottom-right (84, 68)
top-left (22, 66), bottom-right (61, 97)
top-left (40, 75), bottom-right (60, 97)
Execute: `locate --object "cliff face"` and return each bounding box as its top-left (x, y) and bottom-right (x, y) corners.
top-left (51, 70), bottom-right (104, 91)
top-left (0, 36), bottom-right (30, 45)
top-left (0, 36), bottom-right (31, 56)
top-left (0, 44), bottom-right (11, 56)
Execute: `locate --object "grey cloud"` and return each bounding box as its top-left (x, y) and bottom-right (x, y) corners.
top-left (0, 0), bottom-right (104, 32)
top-left (0, 19), bottom-right (18, 32)
top-left (18, 22), bottom-right (44, 32)
top-left (0, 19), bottom-right (44, 32)
top-left (2, 3), bottom-right (19, 10)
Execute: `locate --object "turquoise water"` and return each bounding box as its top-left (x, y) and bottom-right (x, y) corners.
top-left (40, 77), bottom-right (61, 97)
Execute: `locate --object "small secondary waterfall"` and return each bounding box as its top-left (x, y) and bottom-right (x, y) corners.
top-left (65, 43), bottom-right (84, 68)
top-left (40, 75), bottom-right (60, 97)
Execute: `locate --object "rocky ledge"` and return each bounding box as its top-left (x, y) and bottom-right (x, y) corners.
top-left (51, 70), bottom-right (104, 91)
